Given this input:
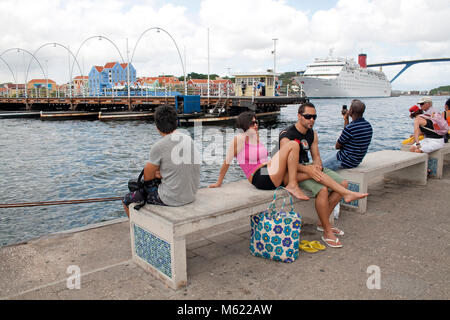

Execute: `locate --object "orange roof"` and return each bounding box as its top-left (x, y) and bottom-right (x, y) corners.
top-left (140, 76), bottom-right (180, 84)
top-left (189, 79), bottom-right (230, 84)
top-left (120, 63), bottom-right (128, 69)
top-left (5, 83), bottom-right (25, 89)
top-left (73, 76), bottom-right (88, 80)
top-left (104, 62), bottom-right (117, 69)
top-left (28, 79), bottom-right (56, 84)
top-left (189, 79), bottom-right (208, 83)
top-left (213, 79), bottom-right (232, 83)
top-left (94, 66), bottom-right (104, 72)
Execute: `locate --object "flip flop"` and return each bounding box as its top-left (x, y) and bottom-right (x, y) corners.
top-left (299, 244), bottom-right (318, 253)
top-left (321, 236), bottom-right (343, 248)
top-left (309, 240), bottom-right (326, 251)
top-left (299, 240), bottom-right (318, 253)
top-left (316, 226), bottom-right (345, 236)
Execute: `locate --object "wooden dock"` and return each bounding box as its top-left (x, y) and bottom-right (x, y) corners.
top-left (0, 94), bottom-right (307, 123)
top-left (0, 95), bottom-right (306, 112)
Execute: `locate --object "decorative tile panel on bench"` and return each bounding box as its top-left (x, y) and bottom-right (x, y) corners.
top-left (341, 182), bottom-right (360, 207)
top-left (133, 223), bottom-right (172, 278)
top-left (428, 158), bottom-right (438, 177)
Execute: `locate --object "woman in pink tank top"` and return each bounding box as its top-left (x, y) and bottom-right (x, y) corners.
top-left (209, 112), bottom-right (309, 200)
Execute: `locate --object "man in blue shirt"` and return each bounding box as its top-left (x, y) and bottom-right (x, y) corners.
top-left (322, 99), bottom-right (373, 170)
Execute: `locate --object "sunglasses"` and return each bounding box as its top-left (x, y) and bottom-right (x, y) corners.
top-left (251, 120), bottom-right (259, 125)
top-left (302, 114), bottom-right (317, 120)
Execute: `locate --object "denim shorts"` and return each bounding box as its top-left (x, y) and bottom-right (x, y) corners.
top-left (321, 151), bottom-right (343, 171)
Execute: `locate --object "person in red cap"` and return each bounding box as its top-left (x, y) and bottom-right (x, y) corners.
top-left (408, 104), bottom-right (445, 153)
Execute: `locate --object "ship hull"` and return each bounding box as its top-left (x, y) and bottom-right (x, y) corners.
top-left (296, 76), bottom-right (391, 98)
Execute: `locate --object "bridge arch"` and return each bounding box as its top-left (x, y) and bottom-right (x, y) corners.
top-left (0, 48), bottom-right (47, 97)
top-left (70, 35), bottom-right (125, 96)
top-left (368, 58), bottom-right (450, 83)
top-left (25, 43), bottom-right (83, 98)
top-left (130, 27), bottom-right (186, 94)
top-left (0, 56), bottom-right (18, 88)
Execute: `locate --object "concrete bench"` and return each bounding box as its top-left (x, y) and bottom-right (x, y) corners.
top-left (336, 150), bottom-right (428, 214)
top-left (400, 142), bottom-right (450, 179)
top-left (129, 180), bottom-right (328, 290)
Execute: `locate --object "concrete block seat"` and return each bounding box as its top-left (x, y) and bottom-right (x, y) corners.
top-left (401, 142), bottom-right (450, 179)
top-left (129, 180), bottom-right (327, 290)
top-left (337, 150), bottom-right (428, 214)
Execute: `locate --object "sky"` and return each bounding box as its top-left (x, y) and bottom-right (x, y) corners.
top-left (0, 0), bottom-right (449, 91)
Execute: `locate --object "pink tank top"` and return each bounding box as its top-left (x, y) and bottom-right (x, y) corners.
top-left (236, 140), bottom-right (269, 179)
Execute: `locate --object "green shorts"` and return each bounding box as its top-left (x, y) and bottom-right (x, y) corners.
top-left (299, 166), bottom-right (346, 197)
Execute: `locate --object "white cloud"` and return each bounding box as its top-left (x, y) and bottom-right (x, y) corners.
top-left (0, 0), bottom-right (449, 90)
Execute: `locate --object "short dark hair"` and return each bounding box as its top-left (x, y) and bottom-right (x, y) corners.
top-left (445, 98), bottom-right (450, 109)
top-left (298, 102), bottom-right (315, 115)
top-left (154, 105), bottom-right (177, 133)
top-left (236, 111), bottom-right (256, 131)
top-left (350, 99), bottom-right (366, 116)
top-left (410, 109), bottom-right (424, 119)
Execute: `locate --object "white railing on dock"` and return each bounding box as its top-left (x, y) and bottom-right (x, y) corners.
top-left (1, 84), bottom-right (306, 99)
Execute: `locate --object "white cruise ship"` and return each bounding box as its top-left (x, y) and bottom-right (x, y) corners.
top-left (294, 54), bottom-right (391, 98)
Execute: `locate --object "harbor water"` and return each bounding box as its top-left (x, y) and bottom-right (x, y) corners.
top-left (0, 96), bottom-right (448, 247)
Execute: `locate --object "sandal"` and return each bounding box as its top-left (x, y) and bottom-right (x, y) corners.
top-left (299, 240), bottom-right (318, 253)
top-left (321, 236), bottom-right (343, 248)
top-left (316, 225), bottom-right (345, 236)
top-left (309, 240), bottom-right (326, 251)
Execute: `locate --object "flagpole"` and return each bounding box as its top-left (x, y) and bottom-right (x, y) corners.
top-left (207, 27), bottom-right (210, 105)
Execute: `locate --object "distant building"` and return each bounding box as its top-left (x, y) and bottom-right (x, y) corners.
top-left (153, 76), bottom-right (180, 85)
top-left (3, 83), bottom-right (26, 96)
top-left (137, 77), bottom-right (159, 89)
top-left (88, 62), bottom-right (136, 95)
top-left (73, 76), bottom-right (89, 95)
top-left (27, 79), bottom-right (57, 94)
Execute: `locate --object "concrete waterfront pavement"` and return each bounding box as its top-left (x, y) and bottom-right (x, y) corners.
top-left (1, 170), bottom-right (449, 300)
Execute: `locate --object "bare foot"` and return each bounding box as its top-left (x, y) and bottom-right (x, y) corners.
top-left (285, 184), bottom-right (310, 200)
top-left (343, 191), bottom-right (369, 203)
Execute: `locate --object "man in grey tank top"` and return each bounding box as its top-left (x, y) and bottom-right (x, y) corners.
top-left (123, 105), bottom-right (200, 217)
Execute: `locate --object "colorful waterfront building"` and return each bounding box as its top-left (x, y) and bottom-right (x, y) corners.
top-left (3, 83), bottom-right (26, 97)
top-left (73, 76), bottom-right (89, 95)
top-left (137, 77), bottom-right (159, 89)
top-left (88, 62), bottom-right (136, 95)
top-left (27, 79), bottom-right (57, 94)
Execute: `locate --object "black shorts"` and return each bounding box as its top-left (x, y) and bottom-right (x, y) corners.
top-left (251, 165), bottom-right (277, 190)
top-left (123, 179), bottom-right (166, 208)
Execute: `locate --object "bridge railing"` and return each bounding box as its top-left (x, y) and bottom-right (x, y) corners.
top-left (0, 84), bottom-right (306, 99)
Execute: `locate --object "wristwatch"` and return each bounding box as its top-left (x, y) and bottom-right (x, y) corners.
top-left (415, 142), bottom-right (421, 146)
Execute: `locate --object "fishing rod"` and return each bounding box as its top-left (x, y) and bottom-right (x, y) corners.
top-left (0, 197), bottom-right (123, 208)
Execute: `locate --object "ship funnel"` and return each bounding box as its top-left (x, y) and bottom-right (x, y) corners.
top-left (358, 54), bottom-right (367, 68)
